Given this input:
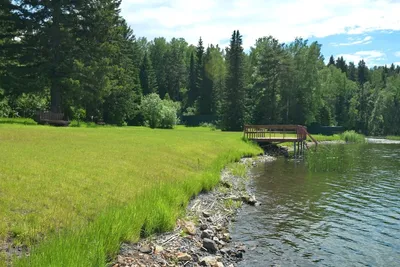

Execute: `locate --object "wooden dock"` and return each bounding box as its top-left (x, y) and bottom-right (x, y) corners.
top-left (243, 125), bottom-right (318, 157)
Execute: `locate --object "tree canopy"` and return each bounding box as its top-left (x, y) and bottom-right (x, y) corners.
top-left (1, 1), bottom-right (399, 134)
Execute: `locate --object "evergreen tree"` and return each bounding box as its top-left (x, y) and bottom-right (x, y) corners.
top-left (221, 30), bottom-right (246, 131)
top-left (251, 36), bottom-right (283, 124)
top-left (187, 52), bottom-right (197, 107)
top-left (140, 52), bottom-right (158, 95)
top-left (347, 62), bottom-right (357, 81)
top-left (328, 55), bottom-right (335, 66)
top-left (195, 37), bottom-right (205, 108)
top-left (149, 38), bottom-right (169, 98)
top-left (198, 46), bottom-right (214, 115)
top-left (358, 59), bottom-right (369, 86)
top-left (335, 56), bottom-right (348, 73)
top-left (164, 38), bottom-right (187, 101)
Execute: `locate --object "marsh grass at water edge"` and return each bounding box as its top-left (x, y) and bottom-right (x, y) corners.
top-left (340, 130), bottom-right (366, 143)
top-left (305, 145), bottom-right (357, 173)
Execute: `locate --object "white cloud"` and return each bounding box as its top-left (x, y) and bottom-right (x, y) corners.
top-left (337, 50), bottom-right (386, 65)
top-left (333, 36), bottom-right (372, 46)
top-left (395, 51), bottom-right (400, 57)
top-left (121, 0), bottom-right (400, 48)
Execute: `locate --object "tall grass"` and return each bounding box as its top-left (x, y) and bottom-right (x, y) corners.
top-left (305, 145), bottom-right (355, 173)
top-left (340, 130), bottom-right (366, 143)
top-left (0, 125), bottom-right (261, 266)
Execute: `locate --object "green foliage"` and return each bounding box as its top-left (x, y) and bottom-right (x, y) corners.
top-left (0, 90), bottom-right (11, 117)
top-left (139, 52), bottom-right (158, 95)
top-left (340, 130), bottom-right (366, 143)
top-left (14, 93), bottom-right (48, 118)
top-left (221, 30), bottom-right (246, 131)
top-left (141, 93), bottom-right (180, 129)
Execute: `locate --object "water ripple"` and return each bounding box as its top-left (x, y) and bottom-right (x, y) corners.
top-left (232, 144), bottom-right (400, 267)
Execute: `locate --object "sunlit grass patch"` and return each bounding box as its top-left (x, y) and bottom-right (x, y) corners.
top-left (0, 124), bottom-right (261, 266)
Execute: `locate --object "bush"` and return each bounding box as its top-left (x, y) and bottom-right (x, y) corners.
top-left (141, 93), bottom-right (180, 129)
top-left (340, 130), bottom-right (366, 143)
top-left (14, 92), bottom-right (48, 118)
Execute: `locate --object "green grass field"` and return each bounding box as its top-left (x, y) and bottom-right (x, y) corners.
top-left (0, 124), bottom-right (261, 266)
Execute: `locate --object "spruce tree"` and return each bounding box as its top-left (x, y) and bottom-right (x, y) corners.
top-left (347, 62), bottom-right (357, 81)
top-left (140, 52), bottom-right (158, 95)
top-left (198, 46), bottom-right (213, 115)
top-left (187, 52), bottom-right (197, 107)
top-left (195, 37), bottom-right (205, 108)
top-left (335, 56), bottom-right (348, 73)
top-left (328, 55), bottom-right (335, 66)
top-left (221, 30), bottom-right (246, 131)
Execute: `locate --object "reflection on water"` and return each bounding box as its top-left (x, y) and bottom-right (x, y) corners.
top-left (231, 144), bottom-right (400, 267)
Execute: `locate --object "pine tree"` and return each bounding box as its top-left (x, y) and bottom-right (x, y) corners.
top-left (251, 36), bottom-right (283, 124)
top-left (347, 62), bottom-right (357, 81)
top-left (328, 55), bottom-right (335, 66)
top-left (335, 56), bottom-right (348, 73)
top-left (198, 46), bottom-right (214, 115)
top-left (358, 60), bottom-right (369, 86)
top-left (221, 30), bottom-right (246, 131)
top-left (140, 52), bottom-right (158, 95)
top-left (187, 52), bottom-right (197, 107)
top-left (195, 37), bottom-right (205, 108)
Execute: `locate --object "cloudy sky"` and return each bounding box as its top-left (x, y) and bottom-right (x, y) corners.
top-left (120, 0), bottom-right (400, 66)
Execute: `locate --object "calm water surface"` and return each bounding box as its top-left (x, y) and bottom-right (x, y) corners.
top-left (231, 144), bottom-right (400, 266)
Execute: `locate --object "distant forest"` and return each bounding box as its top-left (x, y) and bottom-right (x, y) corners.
top-left (1, 1), bottom-right (399, 135)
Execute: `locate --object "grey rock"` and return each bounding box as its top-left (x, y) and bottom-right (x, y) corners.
top-left (220, 248), bottom-right (231, 255)
top-left (139, 245), bottom-right (152, 254)
top-left (200, 224), bottom-right (208, 230)
top-left (177, 252), bottom-right (192, 261)
top-left (201, 229), bottom-right (213, 239)
top-left (199, 256), bottom-right (218, 266)
top-left (202, 211), bottom-right (212, 218)
top-left (248, 195), bottom-right (257, 205)
top-left (202, 238), bottom-right (218, 253)
top-left (222, 233), bottom-right (231, 242)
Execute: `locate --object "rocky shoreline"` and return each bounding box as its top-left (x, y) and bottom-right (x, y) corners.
top-left (112, 155), bottom-right (276, 267)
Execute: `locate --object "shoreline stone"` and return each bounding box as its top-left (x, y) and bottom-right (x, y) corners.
top-left (112, 155), bottom-right (276, 267)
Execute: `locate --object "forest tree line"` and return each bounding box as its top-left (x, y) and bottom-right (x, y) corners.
top-left (1, 0), bottom-right (400, 135)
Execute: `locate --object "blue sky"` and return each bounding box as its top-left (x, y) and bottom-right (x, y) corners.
top-left (121, 0), bottom-right (400, 66)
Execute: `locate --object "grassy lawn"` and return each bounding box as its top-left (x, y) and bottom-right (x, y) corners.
top-left (0, 124), bottom-right (261, 266)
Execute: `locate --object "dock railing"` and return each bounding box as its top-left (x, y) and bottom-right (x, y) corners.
top-left (243, 125), bottom-right (318, 146)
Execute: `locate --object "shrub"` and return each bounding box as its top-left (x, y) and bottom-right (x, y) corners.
top-left (340, 130), bottom-right (366, 143)
top-left (141, 93), bottom-right (180, 129)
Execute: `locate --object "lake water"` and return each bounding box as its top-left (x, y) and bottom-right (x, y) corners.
top-left (231, 144), bottom-right (400, 266)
